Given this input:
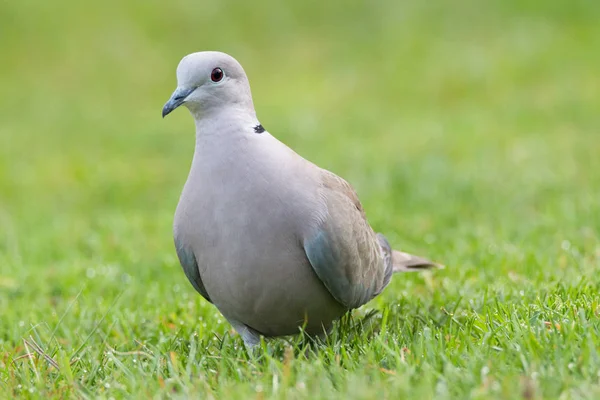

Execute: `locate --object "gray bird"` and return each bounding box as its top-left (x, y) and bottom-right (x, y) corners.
top-left (162, 51), bottom-right (441, 347)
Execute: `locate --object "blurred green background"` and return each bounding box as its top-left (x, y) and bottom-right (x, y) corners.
top-left (1, 0), bottom-right (600, 398)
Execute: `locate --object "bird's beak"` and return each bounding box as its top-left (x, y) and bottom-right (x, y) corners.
top-left (162, 86), bottom-right (196, 118)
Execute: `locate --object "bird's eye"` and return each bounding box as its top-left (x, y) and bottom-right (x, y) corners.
top-left (211, 68), bottom-right (224, 82)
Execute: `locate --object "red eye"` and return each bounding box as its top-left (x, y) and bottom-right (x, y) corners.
top-left (211, 67), bottom-right (223, 82)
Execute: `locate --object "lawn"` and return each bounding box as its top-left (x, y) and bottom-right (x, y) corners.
top-left (1, 0), bottom-right (600, 398)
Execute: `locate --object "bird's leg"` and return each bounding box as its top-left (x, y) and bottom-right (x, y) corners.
top-left (226, 317), bottom-right (262, 350)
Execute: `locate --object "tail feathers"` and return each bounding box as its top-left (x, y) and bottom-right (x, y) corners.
top-left (392, 250), bottom-right (443, 273)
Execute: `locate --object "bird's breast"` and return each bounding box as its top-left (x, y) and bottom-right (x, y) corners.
top-left (173, 137), bottom-right (342, 335)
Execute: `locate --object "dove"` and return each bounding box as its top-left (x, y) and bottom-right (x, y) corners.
top-left (162, 51), bottom-right (441, 347)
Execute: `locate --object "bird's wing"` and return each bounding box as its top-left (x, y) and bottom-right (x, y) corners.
top-left (303, 169), bottom-right (391, 309)
top-left (174, 237), bottom-right (212, 303)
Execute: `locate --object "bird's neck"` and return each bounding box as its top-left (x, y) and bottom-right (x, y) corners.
top-left (193, 106), bottom-right (256, 134)
top-left (191, 107), bottom-right (260, 154)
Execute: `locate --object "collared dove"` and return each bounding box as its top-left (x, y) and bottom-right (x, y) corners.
top-left (162, 51), bottom-right (441, 347)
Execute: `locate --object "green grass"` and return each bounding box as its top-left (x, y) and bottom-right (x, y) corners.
top-left (1, 0), bottom-right (600, 398)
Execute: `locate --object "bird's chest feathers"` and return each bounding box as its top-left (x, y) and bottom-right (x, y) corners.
top-left (193, 139), bottom-right (281, 210)
top-left (179, 136), bottom-right (317, 245)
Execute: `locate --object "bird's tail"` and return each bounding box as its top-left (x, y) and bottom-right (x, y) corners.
top-left (376, 233), bottom-right (443, 274)
top-left (391, 250), bottom-right (443, 272)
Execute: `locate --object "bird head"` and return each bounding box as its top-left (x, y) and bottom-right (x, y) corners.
top-left (162, 51), bottom-right (255, 118)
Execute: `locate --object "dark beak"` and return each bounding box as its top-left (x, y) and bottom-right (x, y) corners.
top-left (162, 87), bottom-right (196, 118)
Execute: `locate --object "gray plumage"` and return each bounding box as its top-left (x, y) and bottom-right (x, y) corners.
top-left (163, 51), bottom-right (441, 347)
